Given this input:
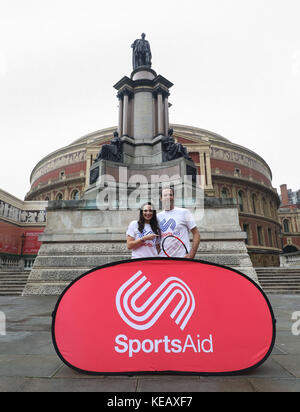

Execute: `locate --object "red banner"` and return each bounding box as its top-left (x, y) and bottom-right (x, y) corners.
top-left (52, 258), bottom-right (275, 375)
top-left (0, 221), bottom-right (21, 254)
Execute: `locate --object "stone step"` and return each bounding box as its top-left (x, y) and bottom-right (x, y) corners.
top-left (0, 286), bottom-right (25, 290)
top-left (260, 288), bottom-right (300, 294)
top-left (260, 285), bottom-right (300, 289)
top-left (260, 282), bottom-right (300, 286)
top-left (260, 285), bottom-right (300, 290)
top-left (0, 271), bottom-right (29, 275)
top-left (256, 268), bottom-right (300, 274)
top-left (0, 289), bottom-right (26, 295)
top-left (258, 273), bottom-right (300, 276)
top-left (32, 254), bottom-right (130, 268)
top-left (258, 276), bottom-right (300, 280)
top-left (258, 278), bottom-right (300, 282)
top-left (256, 267), bottom-right (300, 293)
top-left (0, 272), bottom-right (30, 296)
top-left (258, 274), bottom-right (300, 278)
top-left (0, 277), bottom-right (26, 281)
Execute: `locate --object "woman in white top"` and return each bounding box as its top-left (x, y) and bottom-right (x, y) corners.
top-left (126, 202), bottom-right (161, 258)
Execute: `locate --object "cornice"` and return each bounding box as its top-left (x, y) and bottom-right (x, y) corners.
top-left (210, 141), bottom-right (273, 180)
top-left (0, 188), bottom-right (47, 209)
top-left (239, 211), bottom-right (281, 226)
top-left (171, 124), bottom-right (273, 179)
top-left (27, 175), bottom-right (85, 199)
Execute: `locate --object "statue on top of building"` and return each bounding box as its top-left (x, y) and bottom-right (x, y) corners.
top-left (131, 33), bottom-right (152, 70)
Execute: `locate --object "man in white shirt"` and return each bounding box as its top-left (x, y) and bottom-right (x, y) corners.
top-left (157, 187), bottom-right (200, 258)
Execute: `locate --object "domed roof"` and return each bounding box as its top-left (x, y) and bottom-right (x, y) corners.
top-left (69, 126), bottom-right (117, 145)
top-left (68, 124), bottom-right (231, 147)
top-left (171, 123), bottom-right (231, 144)
top-left (29, 123), bottom-right (273, 187)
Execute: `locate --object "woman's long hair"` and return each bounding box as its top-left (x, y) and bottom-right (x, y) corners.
top-left (138, 202), bottom-right (161, 236)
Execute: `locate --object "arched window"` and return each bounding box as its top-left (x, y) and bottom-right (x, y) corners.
top-left (56, 193), bottom-right (63, 200)
top-left (262, 198), bottom-right (267, 216)
top-left (257, 225), bottom-right (263, 245)
top-left (243, 223), bottom-right (250, 244)
top-left (269, 200), bottom-right (273, 218)
top-left (283, 219), bottom-right (290, 233)
top-left (283, 244), bottom-right (298, 253)
top-left (238, 190), bottom-right (244, 212)
top-left (267, 228), bottom-right (273, 247)
top-left (71, 190), bottom-right (80, 200)
top-left (221, 187), bottom-right (229, 198)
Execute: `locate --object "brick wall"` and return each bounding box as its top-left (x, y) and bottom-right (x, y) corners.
top-left (32, 161), bottom-right (86, 188)
top-left (211, 159), bottom-right (271, 186)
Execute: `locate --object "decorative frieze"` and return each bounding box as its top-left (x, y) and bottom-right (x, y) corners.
top-left (31, 150), bottom-right (86, 185)
top-left (0, 190), bottom-right (47, 225)
top-left (210, 146), bottom-right (271, 182)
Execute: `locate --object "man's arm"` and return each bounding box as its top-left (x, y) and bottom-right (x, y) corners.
top-left (185, 227), bottom-right (200, 259)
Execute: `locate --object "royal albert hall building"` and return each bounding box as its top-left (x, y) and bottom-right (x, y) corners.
top-left (25, 124), bottom-right (281, 267)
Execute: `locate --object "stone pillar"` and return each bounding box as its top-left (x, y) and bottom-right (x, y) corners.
top-left (205, 152), bottom-right (213, 187)
top-left (122, 92), bottom-right (129, 136)
top-left (199, 152), bottom-right (206, 185)
top-left (118, 95), bottom-right (123, 137)
top-left (85, 151), bottom-right (93, 189)
top-left (164, 95), bottom-right (169, 136)
top-left (152, 95), bottom-right (157, 136)
top-left (112, 68), bottom-right (173, 163)
top-left (133, 91), bottom-right (154, 140)
top-left (157, 91), bottom-right (164, 135)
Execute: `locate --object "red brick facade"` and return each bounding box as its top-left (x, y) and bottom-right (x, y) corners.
top-left (211, 159), bottom-right (271, 186)
top-left (32, 161), bottom-right (86, 189)
top-left (282, 236), bottom-right (300, 250)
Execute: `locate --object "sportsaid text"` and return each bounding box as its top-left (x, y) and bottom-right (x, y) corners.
top-left (114, 334), bottom-right (214, 358)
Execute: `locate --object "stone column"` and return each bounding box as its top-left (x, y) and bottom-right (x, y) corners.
top-left (157, 92), bottom-right (164, 135)
top-left (152, 95), bottom-right (157, 136)
top-left (85, 151), bottom-right (93, 189)
top-left (199, 152), bottom-right (206, 185)
top-left (164, 95), bottom-right (169, 136)
top-left (133, 91), bottom-right (154, 140)
top-left (205, 151), bottom-right (213, 187)
top-left (118, 95), bottom-right (123, 137)
top-left (206, 152), bottom-right (213, 186)
top-left (122, 92), bottom-right (129, 136)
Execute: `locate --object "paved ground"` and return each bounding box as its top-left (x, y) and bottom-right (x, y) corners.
top-left (0, 294), bottom-right (299, 392)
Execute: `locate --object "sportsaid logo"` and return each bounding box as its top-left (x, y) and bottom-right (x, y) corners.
top-left (116, 270), bottom-right (195, 330)
top-left (115, 271), bottom-right (213, 358)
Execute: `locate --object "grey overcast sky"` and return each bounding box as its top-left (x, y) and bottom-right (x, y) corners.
top-left (0, 0), bottom-right (299, 200)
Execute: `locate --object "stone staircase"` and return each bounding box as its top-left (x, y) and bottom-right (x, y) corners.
top-left (256, 267), bottom-right (300, 294)
top-left (0, 272), bottom-right (30, 296)
top-left (3, 268), bottom-right (299, 296)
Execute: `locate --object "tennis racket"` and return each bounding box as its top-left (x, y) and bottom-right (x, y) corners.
top-left (162, 234), bottom-right (188, 257)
